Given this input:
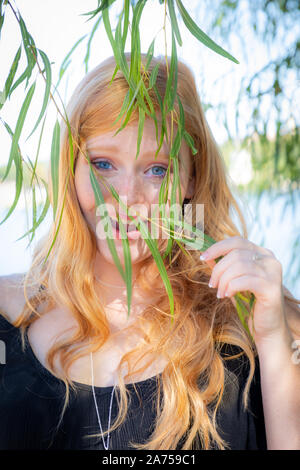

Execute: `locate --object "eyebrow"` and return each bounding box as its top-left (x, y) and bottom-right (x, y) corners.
top-left (86, 143), bottom-right (171, 159)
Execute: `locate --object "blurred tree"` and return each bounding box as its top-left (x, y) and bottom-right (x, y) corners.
top-left (196, 0), bottom-right (300, 194)
top-left (194, 0), bottom-right (300, 293)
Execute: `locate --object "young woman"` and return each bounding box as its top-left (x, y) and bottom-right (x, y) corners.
top-left (0, 53), bottom-right (299, 451)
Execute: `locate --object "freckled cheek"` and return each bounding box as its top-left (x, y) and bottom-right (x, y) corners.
top-left (74, 173), bottom-right (96, 212)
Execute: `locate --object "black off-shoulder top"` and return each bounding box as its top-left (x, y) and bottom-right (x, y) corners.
top-left (0, 313), bottom-right (267, 450)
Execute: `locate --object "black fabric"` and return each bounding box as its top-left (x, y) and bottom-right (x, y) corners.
top-left (0, 313), bottom-right (267, 450)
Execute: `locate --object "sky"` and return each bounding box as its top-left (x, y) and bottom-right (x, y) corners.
top-left (0, 0), bottom-right (267, 167)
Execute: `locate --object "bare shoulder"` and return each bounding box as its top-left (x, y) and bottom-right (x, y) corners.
top-left (0, 273), bottom-right (37, 325)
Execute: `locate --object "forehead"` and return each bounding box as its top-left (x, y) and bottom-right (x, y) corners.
top-left (85, 118), bottom-right (191, 163)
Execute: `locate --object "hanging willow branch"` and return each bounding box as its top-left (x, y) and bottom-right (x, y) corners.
top-left (0, 0), bottom-right (255, 340)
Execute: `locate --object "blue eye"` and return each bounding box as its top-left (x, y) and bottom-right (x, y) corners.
top-left (93, 160), bottom-right (112, 170)
top-left (148, 166), bottom-right (167, 177)
top-left (92, 160), bottom-right (167, 178)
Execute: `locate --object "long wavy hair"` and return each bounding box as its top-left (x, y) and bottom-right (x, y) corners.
top-left (13, 52), bottom-right (279, 449)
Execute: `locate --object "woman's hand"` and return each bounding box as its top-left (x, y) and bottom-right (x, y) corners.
top-left (200, 236), bottom-right (288, 343)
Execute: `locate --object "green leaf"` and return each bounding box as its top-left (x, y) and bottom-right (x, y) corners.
top-left (50, 120), bottom-right (60, 220)
top-left (149, 63), bottom-right (159, 89)
top-left (111, 89), bottom-right (130, 127)
top-left (1, 81), bottom-right (36, 183)
top-left (16, 177), bottom-right (50, 241)
top-left (115, 215), bottom-right (133, 318)
top-left (0, 143), bottom-right (23, 226)
top-left (139, 219), bottom-right (175, 323)
top-left (235, 295), bottom-right (254, 343)
top-left (80, 0), bottom-right (117, 21)
top-left (30, 115), bottom-right (47, 187)
top-left (84, 15), bottom-right (102, 73)
top-left (0, 45), bottom-right (22, 109)
top-left (167, 0), bottom-right (182, 46)
top-left (135, 106), bottom-right (145, 160)
top-left (145, 38), bottom-right (155, 71)
top-left (56, 35), bottom-right (87, 90)
top-left (175, 0), bottom-right (239, 64)
top-left (27, 49), bottom-right (52, 139)
top-left (166, 29), bottom-right (178, 113)
top-left (122, 0), bottom-right (130, 48)
top-left (183, 129), bottom-right (197, 155)
top-left (9, 16), bottom-right (37, 96)
top-left (88, 163), bottom-right (127, 284)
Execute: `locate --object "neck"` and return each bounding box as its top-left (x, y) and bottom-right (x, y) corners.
top-left (93, 251), bottom-right (143, 293)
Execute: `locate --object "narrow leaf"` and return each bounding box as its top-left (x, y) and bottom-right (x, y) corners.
top-left (175, 0), bottom-right (239, 64)
top-left (2, 81), bottom-right (36, 182)
top-left (27, 49), bottom-right (52, 139)
top-left (167, 0), bottom-right (182, 46)
top-left (50, 120), bottom-right (60, 220)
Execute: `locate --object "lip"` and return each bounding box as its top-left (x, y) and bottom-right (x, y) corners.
top-left (110, 218), bottom-right (150, 241)
top-left (110, 216), bottom-right (140, 225)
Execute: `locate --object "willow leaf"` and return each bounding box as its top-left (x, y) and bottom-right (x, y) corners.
top-left (29, 184), bottom-right (37, 243)
top-left (16, 177), bottom-right (50, 241)
top-left (235, 295), bottom-right (254, 343)
top-left (30, 115), bottom-right (47, 187)
top-left (135, 106), bottom-right (145, 160)
top-left (139, 219), bottom-right (175, 323)
top-left (175, 0), bottom-right (239, 64)
top-left (110, 189), bottom-right (175, 323)
top-left (122, 0), bottom-right (130, 48)
top-left (166, 29), bottom-right (177, 113)
top-left (56, 35), bottom-right (87, 90)
top-left (27, 49), bottom-right (51, 140)
top-left (0, 2), bottom-right (5, 39)
top-left (149, 63), bottom-right (159, 89)
top-left (145, 38), bottom-right (155, 72)
top-left (0, 150), bottom-right (23, 225)
top-left (111, 89), bottom-right (130, 127)
top-left (50, 120), bottom-right (60, 220)
top-left (183, 129), bottom-right (197, 155)
top-left (80, 0), bottom-right (117, 21)
top-left (0, 45), bottom-right (22, 110)
top-left (167, 0), bottom-right (182, 46)
top-left (2, 81), bottom-right (36, 183)
top-left (116, 215), bottom-right (132, 318)
top-left (89, 164), bottom-right (126, 283)
top-left (84, 16), bottom-right (102, 73)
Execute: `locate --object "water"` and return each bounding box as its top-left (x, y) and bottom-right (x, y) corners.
top-left (0, 190), bottom-right (299, 298)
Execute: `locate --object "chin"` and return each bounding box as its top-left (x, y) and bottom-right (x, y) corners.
top-left (95, 236), bottom-right (152, 267)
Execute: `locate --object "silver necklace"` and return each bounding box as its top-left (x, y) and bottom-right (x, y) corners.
top-left (90, 351), bottom-right (116, 450)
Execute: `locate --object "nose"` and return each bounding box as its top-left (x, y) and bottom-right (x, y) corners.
top-left (115, 178), bottom-right (144, 219)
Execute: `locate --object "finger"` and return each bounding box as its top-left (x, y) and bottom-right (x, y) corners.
top-left (200, 235), bottom-right (265, 261)
top-left (209, 249), bottom-right (266, 296)
top-left (224, 274), bottom-right (269, 300)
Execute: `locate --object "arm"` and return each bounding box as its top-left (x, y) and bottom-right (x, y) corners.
top-left (200, 237), bottom-right (300, 449)
top-left (255, 323), bottom-right (300, 450)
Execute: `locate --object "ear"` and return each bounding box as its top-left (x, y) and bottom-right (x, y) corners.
top-left (185, 175), bottom-right (195, 199)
